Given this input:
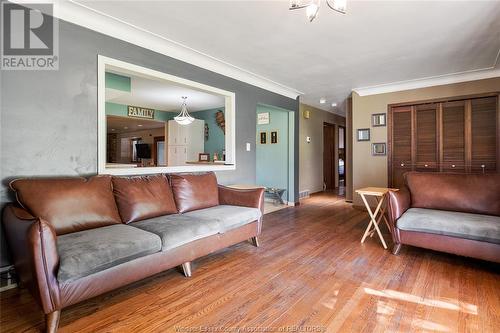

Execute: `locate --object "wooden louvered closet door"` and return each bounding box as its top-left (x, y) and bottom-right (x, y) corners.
top-left (415, 104), bottom-right (438, 172)
top-left (388, 94), bottom-right (499, 188)
top-left (471, 96), bottom-right (498, 173)
top-left (390, 106), bottom-right (413, 189)
top-left (441, 101), bottom-right (466, 172)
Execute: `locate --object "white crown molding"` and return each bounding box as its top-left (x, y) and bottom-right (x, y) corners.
top-left (353, 67), bottom-right (500, 97)
top-left (45, 0), bottom-right (303, 99)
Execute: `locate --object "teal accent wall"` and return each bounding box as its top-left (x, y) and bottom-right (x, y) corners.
top-left (256, 105), bottom-right (291, 201)
top-left (105, 72), bottom-right (131, 92)
top-left (105, 102), bottom-right (175, 121)
top-left (195, 108), bottom-right (225, 158)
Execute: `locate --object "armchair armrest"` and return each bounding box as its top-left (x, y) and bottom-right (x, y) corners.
top-left (387, 186), bottom-right (411, 229)
top-left (218, 185), bottom-right (265, 233)
top-left (2, 204), bottom-right (60, 313)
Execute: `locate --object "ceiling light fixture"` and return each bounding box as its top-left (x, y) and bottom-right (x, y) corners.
top-left (320, 97), bottom-right (326, 104)
top-left (331, 102), bottom-right (337, 107)
top-left (290, 0), bottom-right (346, 22)
top-left (137, 124), bottom-right (143, 127)
top-left (305, 1), bottom-right (320, 22)
top-left (174, 96), bottom-right (194, 125)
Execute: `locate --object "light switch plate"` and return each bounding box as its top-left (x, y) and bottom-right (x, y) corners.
top-left (246, 143), bottom-right (251, 151)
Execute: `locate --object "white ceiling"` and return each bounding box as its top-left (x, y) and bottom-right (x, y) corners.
top-left (106, 72), bottom-right (225, 112)
top-left (75, 1), bottom-right (500, 115)
top-left (107, 115), bottom-right (165, 134)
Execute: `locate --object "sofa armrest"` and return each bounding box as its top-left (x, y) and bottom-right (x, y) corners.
top-left (218, 185), bottom-right (265, 211)
top-left (387, 186), bottom-right (411, 228)
top-left (218, 185), bottom-right (265, 233)
top-left (2, 204), bottom-right (61, 313)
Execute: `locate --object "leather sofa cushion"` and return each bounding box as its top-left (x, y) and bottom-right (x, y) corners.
top-left (131, 214), bottom-right (220, 251)
top-left (112, 175), bottom-right (178, 223)
top-left (131, 205), bottom-right (261, 251)
top-left (397, 208), bottom-right (500, 244)
top-left (184, 205), bottom-right (262, 232)
top-left (405, 172), bottom-right (500, 216)
top-left (10, 176), bottom-right (122, 235)
top-left (57, 224), bottom-right (161, 282)
top-left (169, 172), bottom-right (219, 213)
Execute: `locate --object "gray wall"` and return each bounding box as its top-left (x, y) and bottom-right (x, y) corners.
top-left (0, 18), bottom-right (298, 266)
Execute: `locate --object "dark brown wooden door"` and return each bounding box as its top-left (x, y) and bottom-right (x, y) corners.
top-left (471, 96), bottom-right (497, 173)
top-left (442, 100), bottom-right (466, 172)
top-left (390, 106), bottom-right (413, 189)
top-left (415, 103), bottom-right (438, 172)
top-left (323, 123), bottom-right (335, 190)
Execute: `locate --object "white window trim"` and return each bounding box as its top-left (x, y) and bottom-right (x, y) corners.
top-left (97, 55), bottom-right (236, 176)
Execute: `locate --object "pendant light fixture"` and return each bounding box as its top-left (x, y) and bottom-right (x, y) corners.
top-left (290, 0), bottom-right (346, 22)
top-left (174, 96), bottom-right (194, 125)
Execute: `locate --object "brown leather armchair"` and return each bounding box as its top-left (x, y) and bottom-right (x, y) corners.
top-left (388, 172), bottom-right (500, 263)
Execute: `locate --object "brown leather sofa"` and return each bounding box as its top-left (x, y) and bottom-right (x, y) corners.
top-left (388, 172), bottom-right (500, 263)
top-left (3, 172), bottom-right (264, 333)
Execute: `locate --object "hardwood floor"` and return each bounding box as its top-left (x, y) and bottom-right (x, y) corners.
top-left (1, 193), bottom-right (499, 332)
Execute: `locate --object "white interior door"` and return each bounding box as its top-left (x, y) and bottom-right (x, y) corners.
top-left (157, 141), bottom-right (165, 166)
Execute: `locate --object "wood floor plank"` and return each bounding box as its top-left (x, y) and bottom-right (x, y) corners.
top-left (1, 193), bottom-right (499, 333)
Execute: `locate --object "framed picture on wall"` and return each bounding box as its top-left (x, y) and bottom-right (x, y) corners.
top-left (198, 153), bottom-right (210, 161)
top-left (372, 113), bottom-right (386, 127)
top-left (357, 128), bottom-right (370, 141)
top-left (257, 112), bottom-right (270, 125)
top-left (372, 143), bottom-right (386, 156)
top-left (271, 131), bottom-right (278, 144)
top-left (260, 131), bottom-right (267, 144)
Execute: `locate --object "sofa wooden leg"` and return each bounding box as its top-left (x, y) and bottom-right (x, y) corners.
top-left (181, 262), bottom-right (192, 277)
top-left (392, 243), bottom-right (402, 255)
top-left (250, 236), bottom-right (260, 247)
top-left (46, 310), bottom-right (60, 333)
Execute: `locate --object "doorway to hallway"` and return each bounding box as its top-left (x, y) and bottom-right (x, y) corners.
top-left (256, 104), bottom-right (295, 206)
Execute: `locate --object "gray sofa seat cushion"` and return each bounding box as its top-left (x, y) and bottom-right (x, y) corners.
top-left (183, 205), bottom-right (262, 232)
top-left (131, 205), bottom-right (261, 251)
top-left (57, 224), bottom-right (161, 283)
top-left (131, 214), bottom-right (220, 251)
top-left (397, 208), bottom-right (500, 244)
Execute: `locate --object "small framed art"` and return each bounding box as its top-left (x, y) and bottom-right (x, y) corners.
top-left (198, 153), bottom-right (210, 161)
top-left (372, 143), bottom-right (386, 156)
top-left (260, 131), bottom-right (267, 144)
top-left (372, 113), bottom-right (386, 127)
top-left (271, 131), bottom-right (278, 144)
top-left (357, 128), bottom-right (370, 141)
